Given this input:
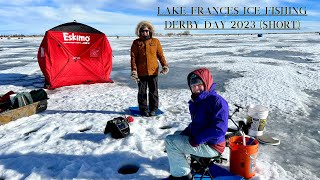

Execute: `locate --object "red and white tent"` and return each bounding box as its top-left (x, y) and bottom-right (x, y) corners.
top-left (37, 22), bottom-right (113, 89)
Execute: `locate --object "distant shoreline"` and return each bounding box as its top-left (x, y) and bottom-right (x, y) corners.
top-left (0, 31), bottom-right (319, 38)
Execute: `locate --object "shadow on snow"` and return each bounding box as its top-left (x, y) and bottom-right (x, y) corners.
top-left (0, 151), bottom-right (168, 179)
top-left (111, 62), bottom-right (243, 93)
top-left (0, 73), bottom-right (44, 88)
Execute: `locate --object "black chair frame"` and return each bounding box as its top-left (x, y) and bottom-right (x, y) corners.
top-left (190, 154), bottom-right (227, 180)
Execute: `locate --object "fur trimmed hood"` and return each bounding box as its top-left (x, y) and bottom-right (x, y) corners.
top-left (135, 21), bottom-right (155, 37)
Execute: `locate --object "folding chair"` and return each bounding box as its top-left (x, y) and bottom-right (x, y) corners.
top-left (190, 154), bottom-right (227, 180)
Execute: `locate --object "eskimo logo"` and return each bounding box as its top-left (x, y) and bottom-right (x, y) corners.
top-left (63, 32), bottom-right (90, 44)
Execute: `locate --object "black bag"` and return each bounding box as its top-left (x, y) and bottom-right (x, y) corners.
top-left (104, 117), bottom-right (130, 139)
top-left (30, 89), bottom-right (48, 102)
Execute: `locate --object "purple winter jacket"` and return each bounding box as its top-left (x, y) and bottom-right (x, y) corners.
top-left (181, 68), bottom-right (229, 147)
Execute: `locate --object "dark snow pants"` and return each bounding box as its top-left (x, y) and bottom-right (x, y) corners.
top-left (137, 75), bottom-right (158, 112)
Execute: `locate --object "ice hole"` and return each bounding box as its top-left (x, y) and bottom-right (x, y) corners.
top-left (118, 164), bottom-right (140, 174)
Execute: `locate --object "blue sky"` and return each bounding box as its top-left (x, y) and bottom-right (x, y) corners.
top-left (0, 0), bottom-right (319, 36)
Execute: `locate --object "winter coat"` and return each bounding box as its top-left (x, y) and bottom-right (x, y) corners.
top-left (181, 68), bottom-right (229, 148)
top-left (131, 21), bottom-right (168, 76)
top-left (131, 38), bottom-right (167, 76)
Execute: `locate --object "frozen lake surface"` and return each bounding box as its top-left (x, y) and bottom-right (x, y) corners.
top-left (0, 34), bottom-right (319, 179)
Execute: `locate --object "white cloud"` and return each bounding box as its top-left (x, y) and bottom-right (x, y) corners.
top-left (307, 10), bottom-right (320, 17)
top-left (0, 4), bottom-right (165, 35)
top-left (51, 0), bottom-right (113, 9)
top-left (0, 0), bottom-right (318, 35)
top-left (301, 20), bottom-right (320, 32)
top-left (0, 0), bottom-right (42, 5)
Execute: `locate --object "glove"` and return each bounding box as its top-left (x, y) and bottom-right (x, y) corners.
top-left (189, 136), bottom-right (199, 147)
top-left (131, 71), bottom-right (139, 83)
top-left (126, 116), bottom-right (134, 123)
top-left (160, 66), bottom-right (169, 75)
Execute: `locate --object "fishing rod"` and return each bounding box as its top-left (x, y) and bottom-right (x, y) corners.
top-left (228, 104), bottom-right (246, 132)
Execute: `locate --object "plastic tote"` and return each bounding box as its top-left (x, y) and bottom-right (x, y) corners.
top-left (229, 136), bottom-right (259, 179)
top-left (247, 105), bottom-right (269, 136)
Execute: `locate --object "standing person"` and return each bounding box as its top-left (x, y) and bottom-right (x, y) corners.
top-left (165, 68), bottom-right (229, 179)
top-left (130, 21), bottom-right (169, 116)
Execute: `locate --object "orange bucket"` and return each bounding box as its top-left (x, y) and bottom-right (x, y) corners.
top-left (229, 136), bottom-right (259, 179)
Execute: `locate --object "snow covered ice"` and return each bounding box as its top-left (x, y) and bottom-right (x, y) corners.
top-left (0, 34), bottom-right (319, 179)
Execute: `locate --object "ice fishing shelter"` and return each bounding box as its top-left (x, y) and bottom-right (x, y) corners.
top-left (38, 22), bottom-right (113, 89)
